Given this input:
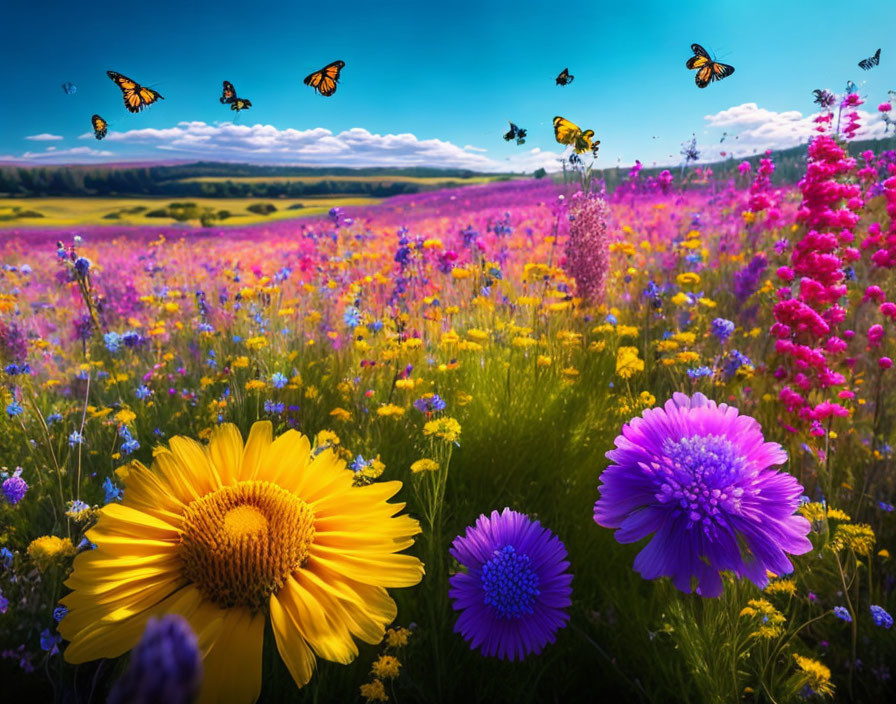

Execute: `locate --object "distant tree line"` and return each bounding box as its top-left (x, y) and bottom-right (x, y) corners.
top-left (0, 162), bottom-right (510, 197)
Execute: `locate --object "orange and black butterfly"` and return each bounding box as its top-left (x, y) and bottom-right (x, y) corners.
top-left (686, 44), bottom-right (734, 88)
top-left (555, 68), bottom-right (574, 86)
top-left (230, 98), bottom-right (252, 111)
top-left (106, 71), bottom-right (163, 113)
top-left (91, 114), bottom-right (108, 140)
top-left (303, 60), bottom-right (345, 97)
top-left (220, 80), bottom-right (237, 104)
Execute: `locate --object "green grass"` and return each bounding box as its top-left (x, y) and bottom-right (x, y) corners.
top-left (0, 196), bottom-right (381, 227)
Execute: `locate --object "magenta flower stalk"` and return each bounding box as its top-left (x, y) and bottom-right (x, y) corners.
top-left (449, 508), bottom-right (572, 661)
top-left (594, 393), bottom-right (812, 597)
top-left (564, 192), bottom-right (610, 304)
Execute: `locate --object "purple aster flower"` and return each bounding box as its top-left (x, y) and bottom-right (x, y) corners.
top-left (414, 394), bottom-right (447, 415)
top-left (2, 468), bottom-right (27, 505)
top-left (870, 605), bottom-right (893, 629)
top-left (449, 508), bottom-right (572, 661)
top-left (711, 318), bottom-right (735, 343)
top-left (833, 606), bottom-right (852, 622)
top-left (594, 393), bottom-right (812, 597)
top-left (107, 614), bottom-right (202, 704)
top-left (0, 589), bottom-right (7, 614)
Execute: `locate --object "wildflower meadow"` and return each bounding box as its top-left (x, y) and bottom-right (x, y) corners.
top-left (3, 102), bottom-right (896, 703)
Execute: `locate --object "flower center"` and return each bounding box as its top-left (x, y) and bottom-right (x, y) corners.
top-left (480, 544), bottom-right (540, 620)
top-left (657, 434), bottom-right (750, 529)
top-left (179, 481), bottom-right (314, 609)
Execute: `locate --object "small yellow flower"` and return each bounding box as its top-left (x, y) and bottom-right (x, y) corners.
top-left (360, 680), bottom-right (389, 702)
top-left (615, 346), bottom-right (644, 379)
top-left (830, 524), bottom-right (875, 556)
top-left (377, 404), bottom-right (406, 418)
top-left (245, 336), bottom-right (267, 350)
top-left (764, 579), bottom-right (797, 597)
top-left (245, 380), bottom-right (267, 392)
top-left (385, 627), bottom-right (411, 649)
top-left (27, 536), bottom-right (76, 571)
top-left (562, 367), bottom-right (579, 379)
top-left (423, 417), bottom-right (461, 443)
top-left (451, 267), bottom-right (472, 279)
top-left (329, 407), bottom-right (352, 422)
top-left (456, 392), bottom-right (473, 406)
top-left (739, 598), bottom-right (786, 639)
top-left (115, 409), bottom-right (136, 425)
top-left (639, 391), bottom-right (656, 407)
top-left (537, 355), bottom-right (552, 367)
top-left (232, 356), bottom-right (249, 368)
top-left (793, 654), bottom-right (834, 697)
top-left (466, 328), bottom-right (489, 342)
top-left (395, 379), bottom-right (415, 390)
top-left (371, 654), bottom-right (401, 679)
top-left (676, 272), bottom-right (701, 287)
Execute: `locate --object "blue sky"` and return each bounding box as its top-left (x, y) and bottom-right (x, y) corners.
top-left (2, 0), bottom-right (895, 171)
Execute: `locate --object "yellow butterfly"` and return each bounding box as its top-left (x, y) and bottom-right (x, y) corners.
top-left (553, 116), bottom-right (599, 155)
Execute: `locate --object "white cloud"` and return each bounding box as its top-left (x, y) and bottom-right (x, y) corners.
top-left (76, 121), bottom-right (560, 172)
top-left (21, 146), bottom-right (115, 160)
top-left (24, 133), bottom-right (64, 141)
top-left (698, 102), bottom-right (889, 162)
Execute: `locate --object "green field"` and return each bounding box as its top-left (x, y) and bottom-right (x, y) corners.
top-left (0, 196), bottom-right (381, 227)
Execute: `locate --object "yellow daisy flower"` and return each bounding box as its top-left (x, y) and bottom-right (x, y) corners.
top-left (59, 422), bottom-right (424, 703)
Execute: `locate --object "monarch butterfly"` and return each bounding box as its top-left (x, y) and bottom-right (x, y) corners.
top-left (220, 81), bottom-right (237, 104)
top-left (686, 44), bottom-right (734, 88)
top-left (91, 114), bottom-right (108, 140)
top-left (106, 71), bottom-right (163, 113)
top-left (553, 116), bottom-right (599, 156)
top-left (555, 68), bottom-right (574, 86)
top-left (230, 98), bottom-right (252, 111)
top-left (303, 60), bottom-right (345, 97)
top-left (503, 121), bottom-right (527, 145)
top-left (858, 48), bottom-right (880, 71)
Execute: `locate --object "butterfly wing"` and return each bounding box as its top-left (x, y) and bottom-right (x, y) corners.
top-left (503, 121), bottom-right (517, 141)
top-left (556, 68), bottom-right (573, 85)
top-left (553, 116), bottom-right (581, 146)
top-left (107, 71), bottom-right (163, 113)
top-left (231, 98), bottom-right (252, 111)
top-left (576, 129), bottom-right (595, 154)
top-left (591, 139), bottom-right (601, 158)
top-left (686, 43), bottom-right (711, 69)
top-left (304, 60), bottom-right (345, 96)
top-left (91, 114), bottom-right (108, 140)
top-left (694, 64), bottom-right (714, 88)
top-left (711, 61), bottom-right (735, 81)
top-left (221, 81), bottom-right (236, 104)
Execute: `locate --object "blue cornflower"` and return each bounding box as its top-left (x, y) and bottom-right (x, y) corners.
top-left (135, 385), bottom-right (152, 400)
top-left (878, 501), bottom-right (894, 512)
top-left (870, 605), bottom-right (893, 629)
top-left (605, 313), bottom-right (618, 326)
top-left (46, 413), bottom-right (63, 424)
top-left (40, 628), bottom-right (61, 655)
top-left (6, 401), bottom-right (23, 417)
top-left (263, 400), bottom-right (285, 414)
top-left (369, 320), bottom-right (384, 333)
top-left (68, 431), bottom-right (85, 447)
top-left (414, 394), bottom-right (446, 414)
top-left (711, 318), bottom-right (735, 343)
top-left (0, 547), bottom-right (13, 568)
top-left (118, 426), bottom-right (140, 455)
top-left (687, 366), bottom-right (713, 379)
top-left (271, 372), bottom-right (288, 389)
top-left (53, 606), bottom-right (68, 623)
top-left (833, 606), bottom-right (852, 622)
top-left (350, 455), bottom-right (370, 473)
top-left (73, 257), bottom-right (91, 276)
top-left (724, 350), bottom-right (752, 377)
top-left (343, 306), bottom-right (361, 328)
top-left (103, 477), bottom-right (123, 504)
top-left (104, 332), bottom-right (122, 353)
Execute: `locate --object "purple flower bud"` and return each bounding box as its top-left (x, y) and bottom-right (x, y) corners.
top-left (107, 615), bottom-right (202, 704)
